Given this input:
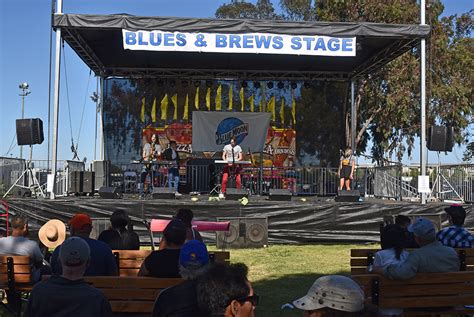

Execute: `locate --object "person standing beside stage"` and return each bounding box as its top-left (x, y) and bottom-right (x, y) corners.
top-left (338, 148), bottom-right (355, 191)
top-left (162, 140), bottom-right (181, 196)
top-left (139, 134), bottom-right (162, 197)
top-left (220, 137), bottom-right (243, 199)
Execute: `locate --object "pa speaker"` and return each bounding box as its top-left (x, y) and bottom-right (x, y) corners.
top-left (16, 118), bottom-right (44, 146)
top-left (152, 187), bottom-right (176, 199)
top-left (92, 160), bottom-right (110, 190)
top-left (216, 217), bottom-right (268, 249)
top-left (335, 189), bottom-right (361, 202)
top-left (225, 188), bottom-right (248, 200)
top-left (98, 186), bottom-right (122, 199)
top-left (427, 126), bottom-right (453, 152)
top-left (269, 189), bottom-right (292, 201)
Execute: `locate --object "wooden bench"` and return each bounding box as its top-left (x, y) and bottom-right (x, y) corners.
top-left (350, 248), bottom-right (474, 274)
top-left (113, 249), bottom-right (230, 277)
top-left (0, 255), bottom-right (34, 316)
top-left (83, 276), bottom-right (182, 315)
top-left (353, 272), bottom-right (474, 316)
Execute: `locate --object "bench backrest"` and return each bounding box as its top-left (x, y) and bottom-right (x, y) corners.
top-left (113, 249), bottom-right (230, 277)
top-left (0, 255), bottom-right (32, 287)
top-left (350, 248), bottom-right (474, 274)
top-left (353, 272), bottom-right (474, 309)
top-left (83, 276), bottom-right (182, 313)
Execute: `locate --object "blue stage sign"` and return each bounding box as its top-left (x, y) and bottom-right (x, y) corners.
top-left (122, 30), bottom-right (356, 57)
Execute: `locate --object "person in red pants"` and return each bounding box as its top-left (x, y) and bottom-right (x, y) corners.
top-left (220, 137), bottom-right (243, 198)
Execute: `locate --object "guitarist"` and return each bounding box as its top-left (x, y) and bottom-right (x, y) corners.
top-left (220, 137), bottom-right (243, 198)
top-left (139, 134), bottom-right (162, 197)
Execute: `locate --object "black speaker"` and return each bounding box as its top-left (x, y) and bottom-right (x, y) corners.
top-left (427, 126), bottom-right (454, 152)
top-left (68, 171), bottom-right (95, 194)
top-left (216, 217), bottom-right (268, 249)
top-left (92, 160), bottom-right (110, 190)
top-left (16, 118), bottom-right (44, 146)
top-left (269, 189), bottom-right (292, 201)
top-left (152, 187), bottom-right (176, 199)
top-left (335, 189), bottom-right (362, 202)
top-left (225, 188), bottom-right (248, 200)
top-left (82, 171), bottom-right (95, 194)
top-left (98, 186), bottom-right (122, 199)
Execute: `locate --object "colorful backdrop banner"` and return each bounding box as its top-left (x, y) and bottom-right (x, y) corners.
top-left (123, 30), bottom-right (356, 57)
top-left (192, 111), bottom-right (271, 152)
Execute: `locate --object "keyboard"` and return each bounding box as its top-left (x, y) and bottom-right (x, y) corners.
top-left (214, 160), bottom-right (252, 165)
top-left (131, 160), bottom-right (174, 165)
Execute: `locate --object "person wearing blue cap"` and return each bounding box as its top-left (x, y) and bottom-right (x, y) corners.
top-left (151, 240), bottom-right (209, 317)
top-left (437, 205), bottom-right (474, 248)
top-left (378, 217), bottom-right (460, 280)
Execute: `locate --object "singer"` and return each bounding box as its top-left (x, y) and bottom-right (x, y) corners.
top-left (220, 137), bottom-right (243, 198)
top-left (338, 147), bottom-right (355, 190)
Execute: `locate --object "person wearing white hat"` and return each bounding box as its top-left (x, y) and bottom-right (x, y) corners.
top-left (38, 219), bottom-right (66, 249)
top-left (291, 275), bottom-right (366, 317)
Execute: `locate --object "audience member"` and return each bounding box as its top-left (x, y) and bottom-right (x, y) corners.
top-left (38, 219), bottom-right (66, 264)
top-left (0, 215), bottom-right (44, 282)
top-left (175, 208), bottom-right (203, 242)
top-left (373, 225), bottom-right (408, 317)
top-left (152, 239), bottom-right (209, 317)
top-left (138, 219), bottom-right (187, 277)
top-left (197, 263), bottom-right (257, 317)
top-left (437, 205), bottom-right (473, 248)
top-left (98, 210), bottom-right (140, 250)
top-left (394, 214), bottom-right (418, 248)
top-left (51, 213), bottom-right (118, 276)
top-left (380, 217), bottom-right (459, 279)
top-left (25, 237), bottom-right (112, 317)
top-left (291, 275), bottom-right (366, 317)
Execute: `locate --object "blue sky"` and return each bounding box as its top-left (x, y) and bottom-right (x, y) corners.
top-left (0, 0), bottom-right (472, 165)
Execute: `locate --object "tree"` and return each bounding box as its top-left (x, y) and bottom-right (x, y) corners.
top-left (215, 1), bottom-right (473, 165)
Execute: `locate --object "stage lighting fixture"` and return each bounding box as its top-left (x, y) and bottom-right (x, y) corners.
top-left (277, 82), bottom-right (284, 89)
top-left (291, 82), bottom-right (298, 89)
top-left (19, 82), bottom-right (29, 90)
top-left (303, 81), bottom-right (311, 89)
top-left (194, 80), bottom-right (201, 87)
top-left (267, 82), bottom-right (274, 89)
top-left (241, 81), bottom-right (248, 88)
top-left (253, 81), bottom-right (261, 89)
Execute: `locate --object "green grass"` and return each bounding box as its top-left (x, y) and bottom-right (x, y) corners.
top-left (209, 243), bottom-right (377, 317)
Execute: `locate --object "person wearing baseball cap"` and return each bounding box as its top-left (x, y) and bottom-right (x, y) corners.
top-left (437, 205), bottom-right (474, 248)
top-left (152, 240), bottom-right (210, 317)
top-left (50, 213), bottom-right (118, 276)
top-left (25, 237), bottom-right (112, 317)
top-left (381, 217), bottom-right (459, 280)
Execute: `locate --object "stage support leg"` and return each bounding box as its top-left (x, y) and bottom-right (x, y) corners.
top-left (420, 0), bottom-right (427, 204)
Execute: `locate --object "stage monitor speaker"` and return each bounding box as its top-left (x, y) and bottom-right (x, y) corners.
top-left (92, 160), bottom-right (110, 189)
top-left (427, 126), bottom-right (454, 152)
top-left (216, 217), bottom-right (268, 249)
top-left (269, 189), bottom-right (292, 201)
top-left (16, 118), bottom-right (44, 146)
top-left (335, 189), bottom-right (361, 202)
top-left (98, 186), bottom-right (122, 199)
top-left (225, 188), bottom-right (248, 200)
top-left (152, 187), bottom-right (176, 199)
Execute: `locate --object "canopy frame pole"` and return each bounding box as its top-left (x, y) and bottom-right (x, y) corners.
top-left (50, 0), bottom-right (63, 199)
top-left (420, 0), bottom-right (427, 204)
top-left (99, 77), bottom-right (105, 160)
top-left (351, 80), bottom-right (356, 152)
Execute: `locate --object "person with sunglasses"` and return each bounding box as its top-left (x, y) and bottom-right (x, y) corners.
top-left (197, 262), bottom-right (258, 317)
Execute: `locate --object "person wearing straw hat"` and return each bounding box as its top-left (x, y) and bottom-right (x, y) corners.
top-left (38, 219), bottom-right (66, 250)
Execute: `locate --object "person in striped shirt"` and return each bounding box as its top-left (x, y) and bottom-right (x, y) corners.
top-left (437, 205), bottom-right (474, 248)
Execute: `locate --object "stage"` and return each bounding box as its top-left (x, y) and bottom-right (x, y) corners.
top-left (4, 194), bottom-right (469, 246)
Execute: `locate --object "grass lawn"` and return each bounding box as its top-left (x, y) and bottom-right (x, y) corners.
top-left (0, 243), bottom-right (377, 317)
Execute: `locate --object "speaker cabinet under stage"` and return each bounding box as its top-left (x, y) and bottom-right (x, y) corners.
top-left (16, 118), bottom-right (44, 146)
top-left (98, 186), bottom-right (122, 199)
top-left (225, 188), bottom-right (248, 200)
top-left (216, 217), bottom-right (268, 249)
top-left (68, 171), bottom-right (95, 195)
top-left (152, 187), bottom-right (176, 199)
top-left (335, 189), bottom-right (362, 202)
top-left (427, 125), bottom-right (454, 152)
top-left (269, 188), bottom-right (292, 201)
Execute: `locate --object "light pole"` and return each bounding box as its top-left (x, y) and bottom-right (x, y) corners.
top-left (19, 82), bottom-right (31, 159)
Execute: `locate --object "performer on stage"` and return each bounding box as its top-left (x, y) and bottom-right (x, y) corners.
top-left (338, 147), bottom-right (355, 191)
top-left (162, 140), bottom-right (181, 195)
top-left (139, 134), bottom-right (162, 197)
top-left (220, 137), bottom-right (243, 198)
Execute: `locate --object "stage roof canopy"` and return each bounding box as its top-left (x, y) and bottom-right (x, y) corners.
top-left (54, 13), bottom-right (430, 81)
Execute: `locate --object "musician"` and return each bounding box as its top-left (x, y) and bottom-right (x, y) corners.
top-left (338, 147), bottom-right (355, 191)
top-left (220, 137), bottom-right (243, 198)
top-left (162, 141), bottom-right (181, 195)
top-left (139, 134), bottom-right (162, 197)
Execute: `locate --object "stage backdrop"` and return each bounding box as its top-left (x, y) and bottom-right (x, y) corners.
top-left (192, 112), bottom-right (270, 152)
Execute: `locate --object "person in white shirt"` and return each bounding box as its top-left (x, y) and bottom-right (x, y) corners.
top-left (139, 134), bottom-right (162, 197)
top-left (220, 137), bottom-right (243, 198)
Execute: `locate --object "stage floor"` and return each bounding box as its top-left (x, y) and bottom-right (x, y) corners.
top-left (3, 194), bottom-right (468, 245)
